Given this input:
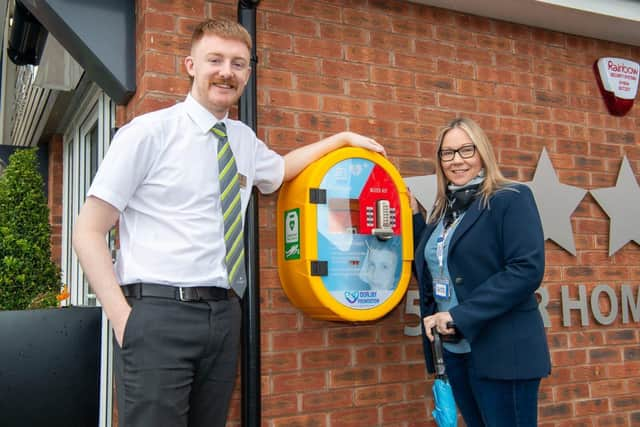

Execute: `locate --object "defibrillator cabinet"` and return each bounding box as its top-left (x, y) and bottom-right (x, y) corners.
top-left (277, 147), bottom-right (413, 321)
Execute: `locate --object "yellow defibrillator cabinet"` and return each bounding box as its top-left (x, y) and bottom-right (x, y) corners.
top-left (276, 147), bottom-right (413, 321)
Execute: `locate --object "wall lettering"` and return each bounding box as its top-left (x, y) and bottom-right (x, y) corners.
top-left (404, 284), bottom-right (640, 336)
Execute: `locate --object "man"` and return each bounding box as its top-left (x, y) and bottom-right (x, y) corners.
top-left (72, 17), bottom-right (384, 427)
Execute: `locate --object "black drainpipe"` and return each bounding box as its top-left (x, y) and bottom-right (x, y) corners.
top-left (238, 2), bottom-right (261, 427)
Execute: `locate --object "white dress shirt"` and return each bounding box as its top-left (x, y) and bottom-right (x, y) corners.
top-left (88, 94), bottom-right (285, 287)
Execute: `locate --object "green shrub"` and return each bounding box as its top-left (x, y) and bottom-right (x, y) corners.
top-left (0, 148), bottom-right (60, 310)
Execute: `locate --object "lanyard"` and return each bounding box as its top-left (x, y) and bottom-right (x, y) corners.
top-left (436, 217), bottom-right (460, 273)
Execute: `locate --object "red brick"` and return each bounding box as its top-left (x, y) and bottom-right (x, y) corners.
top-left (330, 367), bottom-right (378, 388)
top-left (569, 331), bottom-right (606, 348)
top-left (294, 37), bottom-right (342, 59)
top-left (552, 349), bottom-right (588, 366)
top-left (438, 94), bottom-right (477, 112)
top-left (292, 1), bottom-right (341, 21)
top-left (371, 66), bottom-right (414, 87)
top-left (556, 383), bottom-right (590, 401)
top-left (414, 75), bottom-right (454, 92)
top-left (146, 0), bottom-right (205, 17)
top-left (590, 379), bottom-right (629, 398)
top-left (354, 384), bottom-right (403, 406)
top-left (345, 45), bottom-right (391, 65)
top-left (266, 14), bottom-right (318, 37)
top-left (434, 24), bottom-right (474, 44)
top-left (259, 69), bottom-right (294, 90)
top-left (272, 329), bottom-right (324, 351)
top-left (321, 60), bottom-right (368, 81)
top-left (576, 398), bottom-right (610, 416)
top-left (175, 17), bottom-right (200, 37)
top-left (319, 23), bottom-right (368, 44)
top-left (381, 401), bottom-right (429, 423)
top-left (457, 79), bottom-right (495, 97)
top-left (343, 8), bottom-right (393, 31)
top-left (302, 389), bottom-right (353, 411)
top-left (301, 348), bottom-right (351, 370)
top-left (141, 52), bottom-right (177, 75)
top-left (348, 82), bottom-right (393, 101)
top-left (552, 78), bottom-right (590, 96)
top-left (327, 325), bottom-right (377, 346)
top-left (354, 345), bottom-right (402, 365)
top-left (371, 102), bottom-right (417, 122)
top-left (329, 407), bottom-right (379, 427)
top-left (396, 123), bottom-right (437, 143)
top-left (268, 52), bottom-right (319, 73)
top-left (272, 372), bottom-right (326, 394)
top-left (348, 117), bottom-right (396, 138)
top-left (259, 31), bottom-right (293, 51)
top-left (261, 351), bottom-right (299, 373)
top-left (415, 39), bottom-right (456, 58)
top-left (142, 32), bottom-right (190, 55)
top-left (297, 75), bottom-right (343, 94)
top-left (456, 46), bottom-right (494, 65)
top-left (262, 394), bottom-right (299, 418)
top-left (380, 363), bottom-right (426, 383)
top-left (143, 12), bottom-right (175, 32)
top-left (268, 90), bottom-right (319, 111)
top-left (436, 59), bottom-right (475, 80)
top-left (371, 32), bottom-right (412, 53)
top-left (322, 97), bottom-right (368, 117)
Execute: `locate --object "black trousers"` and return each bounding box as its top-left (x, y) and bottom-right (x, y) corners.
top-left (114, 295), bottom-right (241, 427)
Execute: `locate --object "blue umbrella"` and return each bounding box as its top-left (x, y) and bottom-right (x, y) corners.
top-left (431, 328), bottom-right (457, 427)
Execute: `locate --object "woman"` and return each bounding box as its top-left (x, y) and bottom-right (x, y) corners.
top-left (412, 117), bottom-right (551, 427)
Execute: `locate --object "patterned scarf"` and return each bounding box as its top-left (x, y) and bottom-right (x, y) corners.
top-left (443, 171), bottom-right (485, 228)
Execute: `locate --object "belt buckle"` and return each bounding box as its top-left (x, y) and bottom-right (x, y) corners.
top-left (178, 287), bottom-right (189, 302)
top-left (178, 287), bottom-right (202, 302)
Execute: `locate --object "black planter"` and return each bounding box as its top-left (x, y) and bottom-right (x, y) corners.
top-left (0, 306), bottom-right (102, 427)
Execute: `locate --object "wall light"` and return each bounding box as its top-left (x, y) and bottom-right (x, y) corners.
top-left (7, 1), bottom-right (48, 66)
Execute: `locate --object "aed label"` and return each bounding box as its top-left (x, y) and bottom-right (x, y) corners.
top-left (284, 208), bottom-right (300, 260)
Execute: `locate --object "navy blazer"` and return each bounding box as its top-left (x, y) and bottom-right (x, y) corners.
top-left (413, 184), bottom-right (551, 380)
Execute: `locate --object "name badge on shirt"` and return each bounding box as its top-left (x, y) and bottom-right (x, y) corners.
top-left (433, 277), bottom-right (451, 301)
top-left (239, 173), bottom-right (247, 188)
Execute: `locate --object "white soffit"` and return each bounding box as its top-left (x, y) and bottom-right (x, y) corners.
top-left (411, 0), bottom-right (640, 47)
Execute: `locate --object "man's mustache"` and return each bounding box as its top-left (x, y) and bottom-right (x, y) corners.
top-left (210, 76), bottom-right (237, 88)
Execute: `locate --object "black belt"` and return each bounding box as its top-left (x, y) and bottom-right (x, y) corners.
top-left (121, 283), bottom-right (235, 302)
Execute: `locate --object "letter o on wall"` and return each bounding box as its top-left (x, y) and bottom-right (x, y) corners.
top-left (591, 285), bottom-right (618, 325)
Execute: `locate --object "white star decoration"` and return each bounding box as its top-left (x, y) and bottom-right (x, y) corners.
top-left (525, 148), bottom-right (586, 256)
top-left (591, 156), bottom-right (640, 256)
top-left (404, 174), bottom-right (437, 219)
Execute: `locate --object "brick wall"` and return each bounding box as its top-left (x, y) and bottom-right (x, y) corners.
top-left (132, 0), bottom-right (640, 425)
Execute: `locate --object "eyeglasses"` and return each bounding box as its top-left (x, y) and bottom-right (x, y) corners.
top-left (438, 144), bottom-right (476, 162)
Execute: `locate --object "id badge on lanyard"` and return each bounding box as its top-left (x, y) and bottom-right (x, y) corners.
top-left (433, 234), bottom-right (451, 301)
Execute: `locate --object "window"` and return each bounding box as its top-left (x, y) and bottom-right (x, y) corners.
top-left (61, 84), bottom-right (115, 427)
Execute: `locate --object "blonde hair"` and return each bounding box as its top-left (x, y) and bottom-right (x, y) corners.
top-left (428, 117), bottom-right (514, 224)
top-left (191, 18), bottom-right (252, 51)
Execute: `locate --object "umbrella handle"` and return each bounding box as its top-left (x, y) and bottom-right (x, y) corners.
top-left (430, 327), bottom-right (446, 378)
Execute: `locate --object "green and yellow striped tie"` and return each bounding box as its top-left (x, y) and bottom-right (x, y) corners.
top-left (213, 122), bottom-right (246, 297)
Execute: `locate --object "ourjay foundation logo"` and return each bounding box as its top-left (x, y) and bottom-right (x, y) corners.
top-left (343, 290), bottom-right (380, 306)
top-left (344, 290), bottom-right (359, 304)
top-left (594, 57), bottom-right (639, 116)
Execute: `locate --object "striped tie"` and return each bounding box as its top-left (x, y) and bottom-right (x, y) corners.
top-left (213, 122), bottom-right (246, 298)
